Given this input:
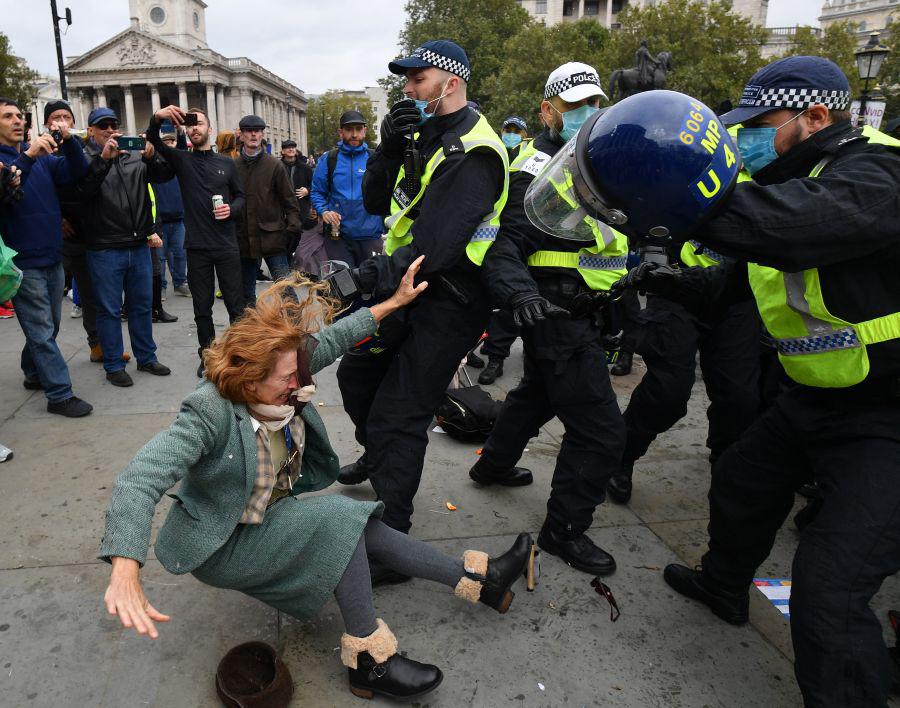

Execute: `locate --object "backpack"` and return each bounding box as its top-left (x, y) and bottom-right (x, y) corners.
top-left (0, 234), bottom-right (22, 302)
top-left (435, 385), bottom-right (503, 442)
top-left (326, 146), bottom-right (375, 194)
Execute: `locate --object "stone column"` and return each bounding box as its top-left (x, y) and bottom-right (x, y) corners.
top-left (177, 82), bottom-right (188, 108)
top-left (71, 90), bottom-right (87, 127)
top-left (150, 84), bottom-right (161, 113)
top-left (123, 85), bottom-right (137, 135)
top-left (240, 88), bottom-right (253, 117)
top-left (605, 0), bottom-right (613, 27)
top-left (205, 83), bottom-right (218, 128)
top-left (215, 86), bottom-right (226, 131)
top-left (253, 92), bottom-right (262, 117)
top-left (299, 111), bottom-right (308, 156)
top-left (96, 87), bottom-right (107, 108)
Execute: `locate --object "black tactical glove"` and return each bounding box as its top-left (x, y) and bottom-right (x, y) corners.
top-left (611, 261), bottom-right (680, 298)
top-left (568, 290), bottom-right (610, 319)
top-left (509, 292), bottom-right (571, 328)
top-left (380, 99), bottom-right (421, 157)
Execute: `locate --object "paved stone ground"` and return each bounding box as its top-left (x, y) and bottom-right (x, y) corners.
top-left (1, 287), bottom-right (898, 707)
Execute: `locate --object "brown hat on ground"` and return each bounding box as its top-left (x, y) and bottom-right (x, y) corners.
top-left (215, 641), bottom-right (294, 708)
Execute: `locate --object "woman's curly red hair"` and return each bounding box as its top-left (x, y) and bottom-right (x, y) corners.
top-left (203, 274), bottom-right (342, 404)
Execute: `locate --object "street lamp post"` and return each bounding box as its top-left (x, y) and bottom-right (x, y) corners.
top-left (50, 0), bottom-right (72, 100)
top-left (854, 32), bottom-right (891, 129)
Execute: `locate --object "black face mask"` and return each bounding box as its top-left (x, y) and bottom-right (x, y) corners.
top-left (752, 121), bottom-right (852, 185)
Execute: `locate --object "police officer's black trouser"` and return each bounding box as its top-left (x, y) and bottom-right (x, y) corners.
top-left (480, 309), bottom-right (518, 361)
top-left (614, 288), bottom-right (642, 355)
top-left (701, 383), bottom-right (900, 707)
top-left (336, 285), bottom-right (490, 533)
top-left (622, 295), bottom-right (760, 467)
top-left (480, 340), bottom-right (625, 534)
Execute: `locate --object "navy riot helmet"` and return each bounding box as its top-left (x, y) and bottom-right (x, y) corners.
top-left (524, 90), bottom-right (741, 243)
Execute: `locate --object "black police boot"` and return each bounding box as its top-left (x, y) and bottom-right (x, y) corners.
top-left (369, 557), bottom-right (411, 587)
top-left (469, 457), bottom-right (533, 487)
top-left (454, 533), bottom-right (532, 614)
top-left (663, 564), bottom-right (749, 625)
top-left (610, 351), bottom-right (633, 376)
top-left (478, 358), bottom-right (504, 385)
top-left (466, 351), bottom-right (485, 369)
top-left (606, 464), bottom-right (634, 505)
top-left (338, 457), bottom-right (369, 485)
top-left (537, 520), bottom-right (616, 576)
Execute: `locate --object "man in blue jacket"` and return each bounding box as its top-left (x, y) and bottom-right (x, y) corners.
top-left (0, 97), bottom-right (93, 417)
top-left (311, 110), bottom-right (384, 267)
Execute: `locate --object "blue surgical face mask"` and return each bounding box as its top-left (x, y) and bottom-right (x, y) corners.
top-left (736, 110), bottom-right (806, 175)
top-left (414, 81), bottom-right (450, 125)
top-left (552, 103), bottom-right (599, 142)
top-left (502, 132), bottom-right (523, 149)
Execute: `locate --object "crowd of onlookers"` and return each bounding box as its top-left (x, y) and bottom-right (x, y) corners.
top-left (0, 95), bottom-right (387, 414)
top-left (0, 95), bottom-right (391, 468)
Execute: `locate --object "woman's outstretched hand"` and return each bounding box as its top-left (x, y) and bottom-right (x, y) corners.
top-left (104, 557), bottom-right (171, 639)
top-left (370, 255), bottom-right (428, 321)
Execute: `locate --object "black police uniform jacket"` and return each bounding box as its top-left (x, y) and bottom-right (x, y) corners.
top-left (482, 128), bottom-right (606, 361)
top-left (689, 121), bottom-right (900, 389)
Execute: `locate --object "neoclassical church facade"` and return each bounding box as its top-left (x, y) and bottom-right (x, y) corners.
top-left (63, 0), bottom-right (308, 153)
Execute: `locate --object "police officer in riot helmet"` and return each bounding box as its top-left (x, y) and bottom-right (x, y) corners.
top-left (468, 63), bottom-right (627, 577)
top-left (524, 57), bottom-right (900, 706)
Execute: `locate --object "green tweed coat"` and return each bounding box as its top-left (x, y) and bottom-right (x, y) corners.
top-left (98, 308), bottom-right (383, 619)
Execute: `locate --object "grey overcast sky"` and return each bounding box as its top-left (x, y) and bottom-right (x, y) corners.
top-left (3, 0), bottom-right (823, 94)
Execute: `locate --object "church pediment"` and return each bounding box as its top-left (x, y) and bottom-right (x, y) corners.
top-left (66, 29), bottom-right (205, 72)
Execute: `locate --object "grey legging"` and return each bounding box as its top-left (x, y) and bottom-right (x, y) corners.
top-left (334, 518), bottom-right (465, 637)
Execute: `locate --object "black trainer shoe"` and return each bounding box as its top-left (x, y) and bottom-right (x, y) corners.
top-left (338, 458), bottom-right (369, 485)
top-left (469, 458), bottom-right (533, 487)
top-left (152, 308), bottom-right (178, 323)
top-left (348, 652), bottom-right (442, 701)
top-left (477, 358), bottom-right (504, 385)
top-left (106, 369), bottom-right (134, 387)
top-left (610, 351), bottom-right (633, 376)
top-left (47, 396), bottom-right (93, 418)
top-left (663, 564), bottom-right (749, 625)
top-left (23, 377), bottom-right (42, 390)
top-left (137, 361), bottom-right (171, 376)
top-left (538, 521), bottom-right (616, 576)
top-left (466, 351), bottom-right (485, 369)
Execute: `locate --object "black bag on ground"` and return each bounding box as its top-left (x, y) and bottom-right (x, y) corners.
top-left (436, 385), bottom-right (502, 442)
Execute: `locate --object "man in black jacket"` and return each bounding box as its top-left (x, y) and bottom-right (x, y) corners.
top-left (605, 58), bottom-right (900, 706)
top-left (280, 139), bottom-right (315, 262)
top-left (148, 105), bottom-right (246, 376)
top-left (76, 108), bottom-right (173, 387)
top-left (334, 42), bottom-right (508, 576)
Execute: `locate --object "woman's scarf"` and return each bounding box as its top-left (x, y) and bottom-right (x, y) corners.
top-left (248, 385), bottom-right (316, 431)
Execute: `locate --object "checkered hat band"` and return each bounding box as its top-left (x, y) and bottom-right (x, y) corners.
top-left (740, 88), bottom-right (851, 111)
top-left (420, 49), bottom-right (470, 82)
top-left (544, 73), bottom-right (601, 99)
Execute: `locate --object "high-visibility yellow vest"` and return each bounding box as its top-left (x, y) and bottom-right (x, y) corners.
top-left (513, 141), bottom-right (628, 292)
top-left (747, 126), bottom-right (900, 388)
top-left (383, 113), bottom-right (509, 266)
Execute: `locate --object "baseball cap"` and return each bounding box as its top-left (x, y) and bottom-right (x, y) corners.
top-left (339, 110), bottom-right (367, 127)
top-left (544, 62), bottom-right (606, 103)
top-left (502, 116), bottom-right (527, 131)
top-left (720, 56), bottom-right (851, 126)
top-left (239, 114), bottom-right (266, 130)
top-left (389, 40), bottom-right (471, 82)
top-left (43, 99), bottom-right (74, 124)
top-left (88, 107), bottom-right (119, 126)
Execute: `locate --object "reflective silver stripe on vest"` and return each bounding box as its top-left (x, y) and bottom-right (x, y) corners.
top-left (470, 226), bottom-right (499, 242)
top-left (579, 255), bottom-right (628, 270)
top-left (688, 240), bottom-right (724, 263)
top-left (775, 326), bottom-right (860, 355)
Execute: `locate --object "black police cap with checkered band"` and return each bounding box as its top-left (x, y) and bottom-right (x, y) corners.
top-left (721, 55), bottom-right (851, 127)
top-left (389, 40), bottom-right (471, 83)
